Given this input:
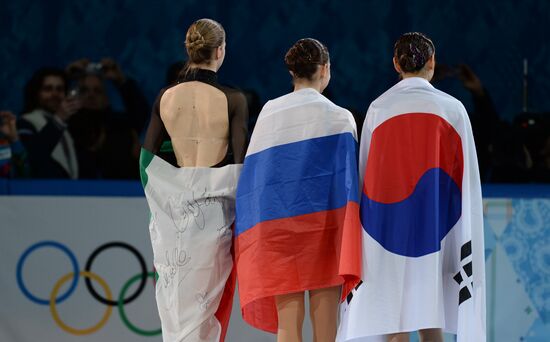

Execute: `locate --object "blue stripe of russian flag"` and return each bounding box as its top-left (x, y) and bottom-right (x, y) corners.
top-left (236, 132), bottom-right (359, 236)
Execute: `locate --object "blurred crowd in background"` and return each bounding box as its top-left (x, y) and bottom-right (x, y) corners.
top-left (1, 58), bottom-right (548, 183)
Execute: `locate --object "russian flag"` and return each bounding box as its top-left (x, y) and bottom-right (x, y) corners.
top-left (235, 89), bottom-right (362, 333)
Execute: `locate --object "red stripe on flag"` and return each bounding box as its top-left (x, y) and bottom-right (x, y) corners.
top-left (235, 202), bottom-right (361, 333)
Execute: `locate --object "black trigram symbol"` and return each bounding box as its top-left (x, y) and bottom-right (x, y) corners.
top-left (454, 240), bottom-right (473, 305)
top-left (346, 280), bottom-right (364, 304)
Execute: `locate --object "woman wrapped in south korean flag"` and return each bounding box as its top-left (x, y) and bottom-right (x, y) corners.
top-left (337, 32), bottom-right (486, 342)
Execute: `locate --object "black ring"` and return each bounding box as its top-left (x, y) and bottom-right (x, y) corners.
top-left (84, 242), bottom-right (147, 306)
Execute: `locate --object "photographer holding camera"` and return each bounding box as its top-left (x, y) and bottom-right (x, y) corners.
top-left (65, 58), bottom-right (149, 179)
top-left (17, 67), bottom-right (80, 179)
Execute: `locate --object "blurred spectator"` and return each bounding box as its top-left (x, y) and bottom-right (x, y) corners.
top-left (0, 111), bottom-right (29, 178)
top-left (456, 64), bottom-right (501, 181)
top-left (512, 113), bottom-right (550, 182)
top-left (66, 58), bottom-right (149, 179)
top-left (433, 64), bottom-right (502, 181)
top-left (17, 67), bottom-right (80, 179)
top-left (433, 63), bottom-right (550, 183)
top-left (490, 121), bottom-right (534, 183)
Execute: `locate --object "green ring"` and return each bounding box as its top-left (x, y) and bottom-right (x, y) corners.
top-left (118, 272), bottom-right (161, 336)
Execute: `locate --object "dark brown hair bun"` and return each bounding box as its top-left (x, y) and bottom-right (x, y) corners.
top-left (394, 32), bottom-right (435, 73)
top-left (284, 38), bottom-right (329, 80)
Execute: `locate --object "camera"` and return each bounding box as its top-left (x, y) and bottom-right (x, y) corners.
top-left (85, 62), bottom-right (103, 74)
top-left (68, 88), bottom-right (79, 98)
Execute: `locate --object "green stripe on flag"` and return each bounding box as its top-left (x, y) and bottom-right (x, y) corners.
top-left (160, 140), bottom-right (173, 152)
top-left (139, 148), bottom-right (154, 188)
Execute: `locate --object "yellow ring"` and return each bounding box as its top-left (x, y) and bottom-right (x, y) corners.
top-left (49, 271), bottom-right (113, 335)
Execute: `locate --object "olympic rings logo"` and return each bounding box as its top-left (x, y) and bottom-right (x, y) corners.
top-left (16, 241), bottom-right (161, 336)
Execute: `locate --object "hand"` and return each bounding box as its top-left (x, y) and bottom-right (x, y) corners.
top-left (0, 111), bottom-right (19, 142)
top-left (432, 64), bottom-right (456, 83)
top-left (101, 58), bottom-right (126, 84)
top-left (457, 64), bottom-right (484, 95)
top-left (66, 58), bottom-right (90, 78)
top-left (55, 97), bottom-right (82, 122)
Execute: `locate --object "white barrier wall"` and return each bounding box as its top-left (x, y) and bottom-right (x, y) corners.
top-left (1, 185), bottom-right (549, 341)
top-left (0, 195), bottom-right (287, 342)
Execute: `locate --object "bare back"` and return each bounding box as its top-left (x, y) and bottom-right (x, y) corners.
top-left (143, 68), bottom-right (248, 167)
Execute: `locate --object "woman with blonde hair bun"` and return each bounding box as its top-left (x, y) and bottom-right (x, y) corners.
top-left (141, 18), bottom-right (248, 342)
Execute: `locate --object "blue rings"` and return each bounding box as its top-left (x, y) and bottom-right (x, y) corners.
top-left (16, 241), bottom-right (79, 305)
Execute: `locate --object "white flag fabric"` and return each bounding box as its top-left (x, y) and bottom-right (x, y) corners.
top-left (140, 149), bottom-right (241, 342)
top-left (234, 88), bottom-right (362, 333)
top-left (337, 77), bottom-right (486, 342)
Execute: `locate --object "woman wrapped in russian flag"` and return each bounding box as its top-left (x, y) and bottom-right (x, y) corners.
top-left (337, 32), bottom-right (486, 342)
top-left (235, 38), bottom-right (362, 342)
